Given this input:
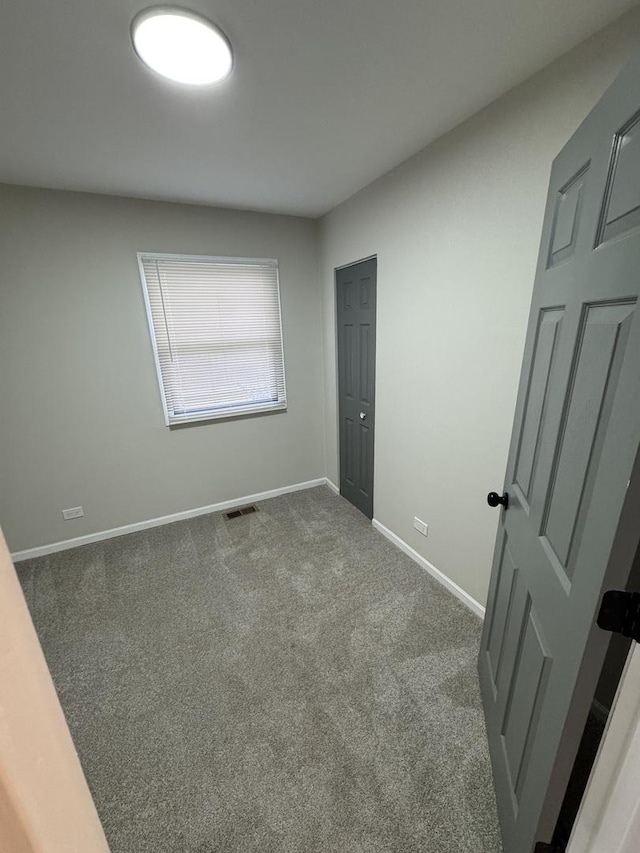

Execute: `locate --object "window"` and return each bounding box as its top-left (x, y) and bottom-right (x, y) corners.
top-left (138, 253), bottom-right (286, 425)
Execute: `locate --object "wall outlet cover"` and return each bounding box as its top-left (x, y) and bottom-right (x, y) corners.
top-left (62, 506), bottom-right (84, 520)
top-left (413, 517), bottom-right (428, 536)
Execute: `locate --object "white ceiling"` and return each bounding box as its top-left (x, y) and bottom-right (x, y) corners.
top-left (0, 0), bottom-right (637, 217)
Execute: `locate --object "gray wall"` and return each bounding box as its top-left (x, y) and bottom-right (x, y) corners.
top-left (319, 11), bottom-right (640, 607)
top-left (0, 186), bottom-right (324, 552)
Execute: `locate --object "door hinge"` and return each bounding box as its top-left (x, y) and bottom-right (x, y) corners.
top-left (597, 590), bottom-right (640, 643)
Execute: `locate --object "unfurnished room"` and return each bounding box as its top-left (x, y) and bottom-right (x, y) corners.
top-left (2, 2), bottom-right (640, 852)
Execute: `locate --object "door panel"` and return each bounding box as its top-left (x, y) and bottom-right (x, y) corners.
top-left (501, 598), bottom-right (551, 807)
top-left (344, 418), bottom-right (356, 486)
top-left (342, 323), bottom-right (355, 399)
top-left (486, 533), bottom-right (519, 695)
top-left (359, 422), bottom-right (372, 497)
top-left (359, 324), bottom-right (372, 403)
top-left (541, 301), bottom-right (636, 578)
top-left (337, 258), bottom-right (377, 518)
top-left (547, 164), bottom-right (589, 268)
top-left (597, 111), bottom-right (640, 244)
top-left (513, 308), bottom-right (564, 504)
top-left (480, 50), bottom-right (640, 853)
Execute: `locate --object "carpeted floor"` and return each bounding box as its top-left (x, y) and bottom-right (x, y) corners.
top-left (18, 485), bottom-right (502, 853)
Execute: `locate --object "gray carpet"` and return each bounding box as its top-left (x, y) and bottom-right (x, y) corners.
top-left (18, 486), bottom-right (502, 853)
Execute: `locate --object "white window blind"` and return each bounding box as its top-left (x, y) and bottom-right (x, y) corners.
top-left (138, 253), bottom-right (287, 425)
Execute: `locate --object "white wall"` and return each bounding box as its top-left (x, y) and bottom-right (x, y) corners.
top-left (319, 10), bottom-right (640, 607)
top-left (0, 186), bottom-right (323, 552)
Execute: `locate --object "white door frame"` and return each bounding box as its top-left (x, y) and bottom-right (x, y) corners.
top-left (0, 530), bottom-right (110, 851)
top-left (568, 643), bottom-right (640, 853)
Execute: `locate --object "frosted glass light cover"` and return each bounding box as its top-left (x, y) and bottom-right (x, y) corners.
top-left (132, 9), bottom-right (232, 85)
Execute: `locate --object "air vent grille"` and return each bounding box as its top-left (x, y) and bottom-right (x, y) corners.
top-left (226, 505), bottom-right (258, 519)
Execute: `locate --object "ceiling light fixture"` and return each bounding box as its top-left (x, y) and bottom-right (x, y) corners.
top-left (131, 7), bottom-right (233, 86)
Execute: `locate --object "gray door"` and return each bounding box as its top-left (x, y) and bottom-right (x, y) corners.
top-left (479, 50), bottom-right (640, 853)
top-left (336, 258), bottom-right (376, 518)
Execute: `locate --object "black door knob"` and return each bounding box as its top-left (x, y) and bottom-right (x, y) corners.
top-left (487, 491), bottom-right (509, 509)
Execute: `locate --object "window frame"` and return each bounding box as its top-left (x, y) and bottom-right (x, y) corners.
top-left (137, 252), bottom-right (287, 426)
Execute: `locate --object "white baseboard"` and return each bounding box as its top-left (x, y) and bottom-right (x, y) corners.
top-left (10, 482), bottom-right (484, 624)
top-left (11, 478), bottom-right (332, 562)
top-left (371, 518), bottom-right (485, 619)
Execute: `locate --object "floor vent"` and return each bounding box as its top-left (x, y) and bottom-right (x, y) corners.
top-left (226, 505), bottom-right (258, 519)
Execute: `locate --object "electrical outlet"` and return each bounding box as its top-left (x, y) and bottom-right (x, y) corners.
top-left (413, 517), bottom-right (428, 536)
top-left (62, 506), bottom-right (84, 520)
